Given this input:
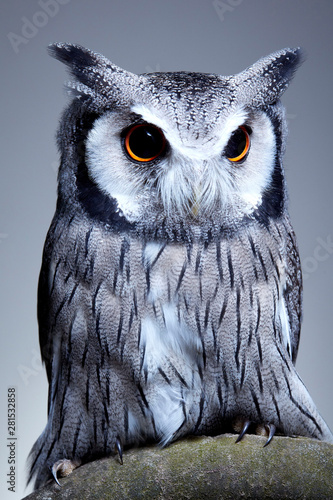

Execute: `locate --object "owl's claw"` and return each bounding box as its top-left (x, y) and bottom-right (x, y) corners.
top-left (52, 467), bottom-right (61, 486)
top-left (116, 438), bottom-right (123, 465)
top-left (234, 420), bottom-right (276, 446)
top-left (235, 420), bottom-right (251, 443)
top-left (263, 424), bottom-right (276, 447)
top-left (51, 458), bottom-right (81, 486)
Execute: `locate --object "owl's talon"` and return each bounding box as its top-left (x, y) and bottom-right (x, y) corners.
top-left (263, 424), bottom-right (276, 447)
top-left (116, 438), bottom-right (123, 465)
top-left (51, 458), bottom-right (81, 486)
top-left (51, 468), bottom-right (61, 486)
top-left (235, 420), bottom-right (251, 443)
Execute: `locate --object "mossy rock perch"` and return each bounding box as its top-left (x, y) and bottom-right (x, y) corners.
top-left (24, 434), bottom-right (333, 499)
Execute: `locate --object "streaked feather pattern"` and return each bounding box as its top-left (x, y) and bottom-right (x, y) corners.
top-left (29, 211), bottom-right (332, 488)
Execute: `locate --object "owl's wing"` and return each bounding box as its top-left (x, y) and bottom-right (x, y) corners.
top-left (283, 227), bottom-right (303, 364)
top-left (37, 224), bottom-right (57, 386)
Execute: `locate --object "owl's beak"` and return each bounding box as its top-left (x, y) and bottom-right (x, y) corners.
top-left (190, 187), bottom-right (200, 217)
top-left (190, 199), bottom-right (199, 217)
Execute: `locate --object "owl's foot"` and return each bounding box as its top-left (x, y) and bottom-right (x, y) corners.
top-left (233, 418), bottom-right (276, 446)
top-left (51, 458), bottom-right (81, 486)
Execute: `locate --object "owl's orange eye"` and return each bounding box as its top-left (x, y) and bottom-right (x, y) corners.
top-left (124, 124), bottom-right (166, 162)
top-left (225, 126), bottom-right (251, 163)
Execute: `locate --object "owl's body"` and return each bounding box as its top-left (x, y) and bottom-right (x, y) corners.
top-left (29, 44), bottom-right (333, 489)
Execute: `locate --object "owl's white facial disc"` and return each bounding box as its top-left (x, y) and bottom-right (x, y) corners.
top-left (230, 112), bottom-right (276, 211)
top-left (85, 113), bottom-right (146, 221)
top-left (85, 104), bottom-right (277, 226)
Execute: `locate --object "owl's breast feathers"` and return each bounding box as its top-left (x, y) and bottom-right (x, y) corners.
top-left (38, 213), bottom-right (308, 443)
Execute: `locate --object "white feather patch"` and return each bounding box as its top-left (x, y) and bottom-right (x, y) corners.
top-left (139, 306), bottom-right (202, 443)
top-left (150, 386), bottom-right (185, 445)
top-left (143, 242), bottom-right (164, 267)
top-left (140, 317), bottom-right (166, 375)
top-left (277, 295), bottom-right (292, 356)
top-left (140, 306), bottom-right (201, 377)
top-left (162, 303), bottom-right (203, 357)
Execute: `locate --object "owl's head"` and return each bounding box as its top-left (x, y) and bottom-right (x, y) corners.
top-left (50, 44), bottom-right (303, 242)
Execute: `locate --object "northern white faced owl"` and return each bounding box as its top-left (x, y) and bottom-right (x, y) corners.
top-left (28, 44), bottom-right (333, 489)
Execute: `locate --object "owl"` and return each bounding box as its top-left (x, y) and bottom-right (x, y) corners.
top-left (28, 43), bottom-right (333, 490)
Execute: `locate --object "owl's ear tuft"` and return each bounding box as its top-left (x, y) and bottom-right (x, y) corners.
top-left (48, 43), bottom-right (139, 103)
top-left (48, 43), bottom-right (127, 76)
top-left (48, 43), bottom-right (99, 70)
top-left (269, 48), bottom-right (304, 85)
top-left (235, 47), bottom-right (304, 106)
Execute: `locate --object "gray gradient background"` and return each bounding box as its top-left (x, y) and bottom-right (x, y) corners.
top-left (1, 1), bottom-right (332, 498)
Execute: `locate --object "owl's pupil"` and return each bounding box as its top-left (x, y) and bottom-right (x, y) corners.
top-left (125, 124), bottom-right (166, 162)
top-left (225, 126), bottom-right (250, 163)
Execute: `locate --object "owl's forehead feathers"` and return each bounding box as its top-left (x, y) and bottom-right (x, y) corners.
top-left (131, 102), bottom-right (248, 156)
top-left (142, 71), bottom-right (231, 108)
top-left (49, 43), bottom-right (303, 114)
top-left (136, 72), bottom-right (233, 141)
